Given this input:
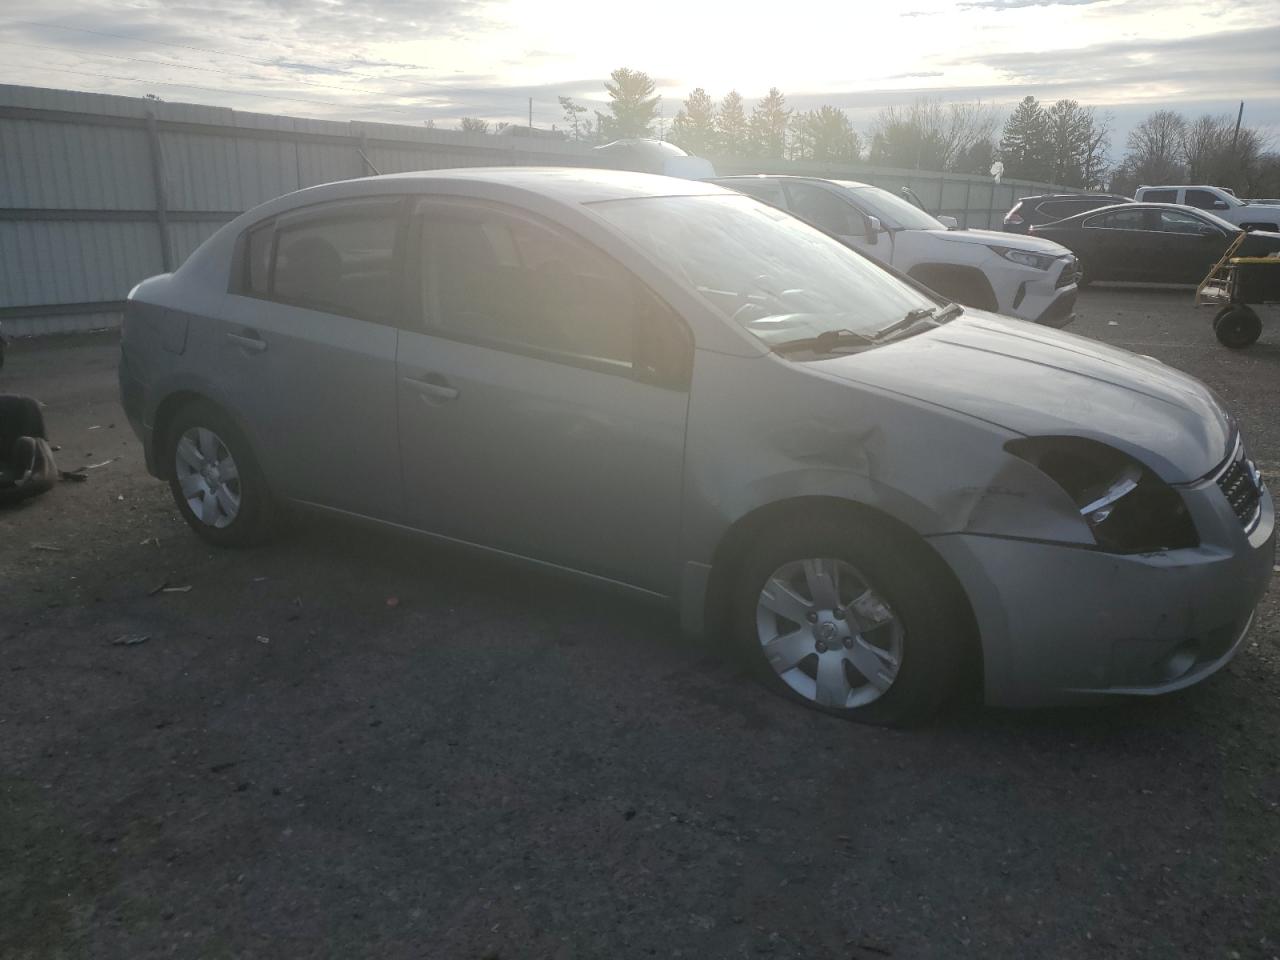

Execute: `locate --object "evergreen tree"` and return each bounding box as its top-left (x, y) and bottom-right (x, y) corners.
top-left (749, 87), bottom-right (790, 160)
top-left (597, 68), bottom-right (660, 139)
top-left (559, 96), bottom-right (594, 143)
top-left (670, 87), bottom-right (717, 155)
top-left (715, 90), bottom-right (750, 157)
top-left (808, 106), bottom-right (859, 163)
top-left (999, 96), bottom-right (1052, 181)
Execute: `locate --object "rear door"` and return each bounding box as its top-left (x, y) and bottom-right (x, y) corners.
top-left (1080, 207), bottom-right (1153, 280)
top-left (220, 197), bottom-right (406, 519)
top-left (394, 198), bottom-right (693, 593)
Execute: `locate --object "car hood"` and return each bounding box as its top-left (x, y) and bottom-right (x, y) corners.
top-left (811, 313), bottom-right (1231, 482)
top-left (925, 227), bottom-right (1071, 256)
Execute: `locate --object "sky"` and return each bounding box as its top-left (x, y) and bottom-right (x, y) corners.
top-left (0, 0), bottom-right (1277, 158)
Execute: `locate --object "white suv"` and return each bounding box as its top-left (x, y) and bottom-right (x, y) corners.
top-left (715, 176), bottom-right (1079, 327)
top-left (1134, 185), bottom-right (1280, 232)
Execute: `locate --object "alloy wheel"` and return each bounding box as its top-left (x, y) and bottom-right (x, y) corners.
top-left (174, 426), bottom-right (242, 528)
top-left (755, 557), bottom-right (904, 709)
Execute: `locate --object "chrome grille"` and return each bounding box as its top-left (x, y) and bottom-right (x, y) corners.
top-left (1214, 441), bottom-right (1263, 531)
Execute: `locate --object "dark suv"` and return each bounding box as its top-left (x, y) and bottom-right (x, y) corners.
top-left (1003, 194), bottom-right (1131, 233)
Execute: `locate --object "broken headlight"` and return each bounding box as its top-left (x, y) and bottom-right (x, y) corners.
top-left (1006, 437), bottom-right (1198, 553)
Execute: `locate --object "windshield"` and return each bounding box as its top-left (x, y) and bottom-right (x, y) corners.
top-left (589, 193), bottom-right (938, 347)
top-left (837, 182), bottom-right (946, 231)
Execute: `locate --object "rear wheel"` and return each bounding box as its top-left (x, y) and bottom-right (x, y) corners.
top-left (165, 401), bottom-right (273, 546)
top-left (730, 516), bottom-right (972, 726)
top-left (1214, 305), bottom-right (1262, 349)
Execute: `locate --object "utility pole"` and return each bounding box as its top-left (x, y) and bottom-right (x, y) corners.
top-left (528, 97), bottom-right (533, 129)
top-left (1231, 101), bottom-right (1244, 151)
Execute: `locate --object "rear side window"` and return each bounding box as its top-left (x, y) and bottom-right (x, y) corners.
top-left (1141, 189), bottom-right (1177, 203)
top-left (730, 179), bottom-right (786, 208)
top-left (1086, 209), bottom-right (1148, 230)
top-left (1039, 198), bottom-right (1111, 220)
top-left (237, 198), bottom-right (405, 323)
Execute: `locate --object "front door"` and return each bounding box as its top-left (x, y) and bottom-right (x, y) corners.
top-left (1150, 208), bottom-right (1230, 283)
top-left (782, 181), bottom-right (885, 264)
top-left (395, 198), bottom-right (692, 594)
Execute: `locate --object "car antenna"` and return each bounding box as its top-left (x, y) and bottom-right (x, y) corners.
top-left (358, 148), bottom-right (381, 176)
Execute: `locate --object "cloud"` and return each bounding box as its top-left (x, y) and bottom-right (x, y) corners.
top-left (958, 0), bottom-right (1108, 8)
top-left (885, 71), bottom-right (945, 80)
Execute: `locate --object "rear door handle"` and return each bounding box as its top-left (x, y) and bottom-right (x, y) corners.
top-left (402, 375), bottom-right (459, 402)
top-left (226, 330), bottom-right (268, 354)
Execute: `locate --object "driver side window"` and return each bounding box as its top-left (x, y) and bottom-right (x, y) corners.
top-left (784, 183), bottom-right (861, 237)
top-left (413, 202), bottom-right (690, 382)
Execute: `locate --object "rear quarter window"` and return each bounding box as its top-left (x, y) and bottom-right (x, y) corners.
top-left (1140, 189), bottom-right (1177, 203)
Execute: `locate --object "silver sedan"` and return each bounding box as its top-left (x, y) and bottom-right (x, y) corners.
top-left (119, 168), bottom-right (1275, 724)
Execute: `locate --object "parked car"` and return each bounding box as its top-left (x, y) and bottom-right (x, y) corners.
top-left (711, 175), bottom-right (1078, 327)
top-left (120, 169), bottom-right (1274, 725)
top-left (1031, 202), bottom-right (1280, 285)
top-left (1133, 185), bottom-right (1280, 231)
top-left (1002, 193), bottom-right (1132, 233)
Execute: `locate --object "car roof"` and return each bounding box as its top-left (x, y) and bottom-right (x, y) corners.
top-left (1036, 201), bottom-right (1237, 225)
top-left (713, 174), bottom-right (872, 189)
top-left (371, 166), bottom-right (725, 203)
top-left (1021, 193), bottom-right (1130, 202)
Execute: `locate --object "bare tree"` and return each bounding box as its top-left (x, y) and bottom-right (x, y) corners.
top-left (458, 117), bottom-right (490, 134)
top-left (870, 98), bottom-right (996, 173)
top-left (1124, 110), bottom-right (1187, 185)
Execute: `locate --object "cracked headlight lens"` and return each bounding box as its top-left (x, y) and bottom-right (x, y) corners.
top-left (1006, 437), bottom-right (1199, 553)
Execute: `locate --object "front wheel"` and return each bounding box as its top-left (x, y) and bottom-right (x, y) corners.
top-left (1214, 305), bottom-right (1262, 349)
top-left (165, 401), bottom-right (273, 546)
top-left (730, 517), bottom-right (972, 726)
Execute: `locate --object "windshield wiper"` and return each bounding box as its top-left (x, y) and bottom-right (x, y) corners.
top-left (771, 328), bottom-right (876, 355)
top-left (874, 301), bottom-right (964, 341)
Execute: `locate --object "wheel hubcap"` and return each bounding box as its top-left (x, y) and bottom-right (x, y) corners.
top-left (174, 426), bottom-right (241, 528)
top-left (755, 558), bottom-right (904, 709)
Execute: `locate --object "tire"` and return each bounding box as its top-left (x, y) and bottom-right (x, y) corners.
top-left (1213, 305), bottom-right (1262, 349)
top-left (729, 515), bottom-right (972, 726)
top-left (0, 394), bottom-right (47, 446)
top-left (165, 400), bottom-right (273, 546)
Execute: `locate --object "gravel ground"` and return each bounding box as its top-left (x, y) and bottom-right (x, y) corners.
top-left (2, 288), bottom-right (1278, 960)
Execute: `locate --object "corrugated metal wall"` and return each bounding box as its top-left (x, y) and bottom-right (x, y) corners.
top-left (0, 82), bottom-right (1074, 337)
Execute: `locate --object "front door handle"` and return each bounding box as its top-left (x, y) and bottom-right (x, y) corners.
top-left (402, 375), bottom-right (459, 402)
top-left (227, 330), bottom-right (268, 354)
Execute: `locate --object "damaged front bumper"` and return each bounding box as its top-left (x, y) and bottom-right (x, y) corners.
top-left (928, 471), bottom-right (1275, 708)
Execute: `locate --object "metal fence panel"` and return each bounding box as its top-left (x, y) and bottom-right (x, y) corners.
top-left (1, 81), bottom-right (1080, 338)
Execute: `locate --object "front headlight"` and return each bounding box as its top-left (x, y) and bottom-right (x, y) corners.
top-left (1006, 437), bottom-right (1198, 552)
top-left (988, 246), bottom-right (1058, 270)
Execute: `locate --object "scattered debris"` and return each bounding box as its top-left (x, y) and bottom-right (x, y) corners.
top-left (111, 634), bottom-right (150, 646)
top-left (1107, 320), bottom-right (1120, 326)
top-left (385, 596), bottom-right (400, 608)
top-left (85, 458), bottom-right (118, 469)
top-left (256, 635), bottom-right (270, 644)
top-left (139, 536), bottom-right (160, 547)
top-left (252, 576), bottom-right (268, 582)
top-left (31, 543), bottom-right (65, 552)
top-left (58, 469), bottom-right (87, 482)
top-left (149, 580), bottom-right (192, 596)
top-left (87, 425), bottom-right (101, 431)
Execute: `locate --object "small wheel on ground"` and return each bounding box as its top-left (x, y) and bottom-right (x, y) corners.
top-left (729, 516), bottom-right (973, 726)
top-left (1213, 305), bottom-right (1262, 349)
top-left (165, 400), bottom-right (273, 546)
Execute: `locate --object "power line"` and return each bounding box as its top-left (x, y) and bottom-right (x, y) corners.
top-left (0, 38), bottom-right (453, 102)
top-left (0, 63), bottom-right (427, 116)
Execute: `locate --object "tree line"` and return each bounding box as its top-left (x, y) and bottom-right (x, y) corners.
top-left (456, 67), bottom-right (1279, 195)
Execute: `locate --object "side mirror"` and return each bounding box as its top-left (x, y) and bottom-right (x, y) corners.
top-left (937, 215), bottom-right (959, 230)
top-left (865, 215), bottom-right (883, 244)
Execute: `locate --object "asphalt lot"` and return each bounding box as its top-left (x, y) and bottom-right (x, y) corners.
top-left (2, 287), bottom-right (1279, 960)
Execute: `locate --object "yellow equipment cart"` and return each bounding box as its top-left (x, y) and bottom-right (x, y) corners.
top-left (1196, 232), bottom-right (1280, 348)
